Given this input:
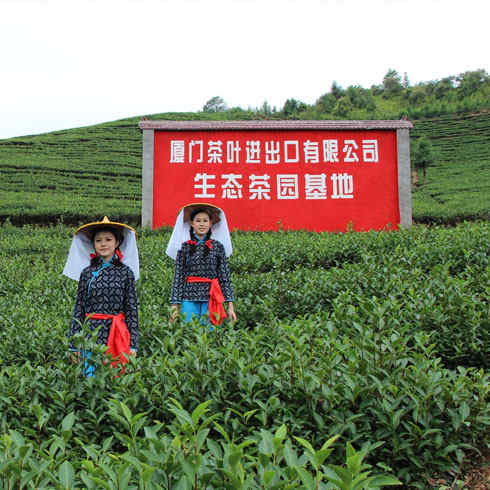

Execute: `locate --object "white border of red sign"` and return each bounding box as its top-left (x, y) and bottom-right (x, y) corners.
top-left (139, 120), bottom-right (413, 230)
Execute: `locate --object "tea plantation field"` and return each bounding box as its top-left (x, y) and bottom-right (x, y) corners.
top-left (0, 222), bottom-right (488, 488)
top-left (0, 111), bottom-right (489, 226)
top-left (410, 112), bottom-right (490, 223)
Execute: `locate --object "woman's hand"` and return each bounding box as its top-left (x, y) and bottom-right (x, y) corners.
top-left (71, 351), bottom-right (81, 364)
top-left (170, 304), bottom-right (180, 323)
top-left (227, 302), bottom-right (237, 322)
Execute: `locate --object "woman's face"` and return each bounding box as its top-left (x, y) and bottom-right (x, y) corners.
top-left (93, 231), bottom-right (119, 260)
top-left (190, 212), bottom-right (211, 239)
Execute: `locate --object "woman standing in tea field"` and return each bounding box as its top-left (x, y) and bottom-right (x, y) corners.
top-left (167, 203), bottom-right (236, 327)
top-left (63, 217), bottom-right (139, 375)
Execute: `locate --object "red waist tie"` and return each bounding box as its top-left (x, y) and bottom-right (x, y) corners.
top-left (86, 312), bottom-right (131, 373)
top-left (186, 276), bottom-right (227, 326)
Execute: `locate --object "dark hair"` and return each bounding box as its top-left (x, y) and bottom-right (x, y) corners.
top-left (190, 207), bottom-right (212, 222)
top-left (90, 226), bottom-right (123, 265)
top-left (91, 226), bottom-right (123, 245)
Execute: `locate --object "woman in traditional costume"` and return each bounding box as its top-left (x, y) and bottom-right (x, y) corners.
top-left (167, 203), bottom-right (236, 327)
top-left (63, 217), bottom-right (139, 375)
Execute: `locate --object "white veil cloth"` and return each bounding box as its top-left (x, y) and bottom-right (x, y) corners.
top-left (165, 203), bottom-right (232, 260)
top-left (62, 217), bottom-right (140, 281)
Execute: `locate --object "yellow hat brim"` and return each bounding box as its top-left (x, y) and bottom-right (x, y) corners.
top-left (180, 203), bottom-right (222, 224)
top-left (75, 216), bottom-right (137, 237)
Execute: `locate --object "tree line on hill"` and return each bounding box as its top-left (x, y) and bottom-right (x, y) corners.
top-left (202, 69), bottom-right (488, 182)
top-left (203, 68), bottom-right (489, 121)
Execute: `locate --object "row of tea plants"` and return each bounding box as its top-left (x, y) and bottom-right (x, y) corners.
top-left (0, 222), bottom-right (488, 488)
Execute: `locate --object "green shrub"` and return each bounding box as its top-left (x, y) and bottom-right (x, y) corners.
top-left (0, 223), bottom-right (488, 487)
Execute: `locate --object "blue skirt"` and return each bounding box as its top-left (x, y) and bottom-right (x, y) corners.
top-left (82, 350), bottom-right (95, 377)
top-left (181, 300), bottom-right (213, 329)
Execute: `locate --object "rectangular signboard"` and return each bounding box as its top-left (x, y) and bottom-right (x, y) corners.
top-left (140, 121), bottom-right (412, 232)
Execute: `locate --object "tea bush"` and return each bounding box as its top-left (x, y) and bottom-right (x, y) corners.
top-left (0, 222), bottom-right (488, 488)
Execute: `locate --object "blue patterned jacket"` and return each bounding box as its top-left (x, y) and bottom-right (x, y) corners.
top-left (69, 256), bottom-right (139, 350)
top-left (170, 239), bottom-right (234, 304)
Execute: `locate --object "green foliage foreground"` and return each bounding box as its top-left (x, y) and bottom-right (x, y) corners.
top-left (0, 223), bottom-right (488, 488)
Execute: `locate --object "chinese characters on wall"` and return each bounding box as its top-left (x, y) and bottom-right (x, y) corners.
top-left (152, 129), bottom-right (399, 231)
top-left (170, 138), bottom-right (379, 164)
top-left (169, 137), bottom-right (378, 201)
top-left (193, 172), bottom-right (354, 200)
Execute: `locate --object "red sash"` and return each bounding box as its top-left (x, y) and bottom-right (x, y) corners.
top-left (186, 276), bottom-right (227, 326)
top-left (86, 312), bottom-right (131, 374)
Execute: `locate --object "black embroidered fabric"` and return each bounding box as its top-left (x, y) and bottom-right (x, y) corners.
top-left (69, 257), bottom-right (139, 350)
top-left (170, 239), bottom-right (234, 304)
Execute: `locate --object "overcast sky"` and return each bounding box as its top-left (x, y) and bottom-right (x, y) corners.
top-left (1, 0), bottom-right (488, 139)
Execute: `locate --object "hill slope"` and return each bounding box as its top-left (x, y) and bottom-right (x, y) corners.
top-left (0, 111), bottom-right (488, 225)
top-left (411, 111), bottom-right (490, 222)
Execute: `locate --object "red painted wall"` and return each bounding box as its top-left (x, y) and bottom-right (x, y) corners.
top-left (153, 129), bottom-right (399, 231)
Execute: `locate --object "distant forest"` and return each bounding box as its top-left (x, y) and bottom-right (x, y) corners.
top-left (202, 69), bottom-right (490, 121)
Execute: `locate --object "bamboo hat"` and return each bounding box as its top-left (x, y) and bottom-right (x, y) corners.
top-left (63, 216), bottom-right (140, 281)
top-left (166, 203), bottom-right (232, 260)
top-left (181, 203), bottom-right (221, 224)
top-left (75, 216), bottom-right (137, 238)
